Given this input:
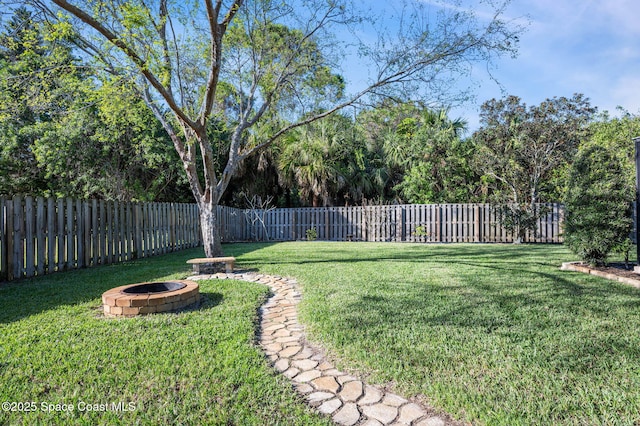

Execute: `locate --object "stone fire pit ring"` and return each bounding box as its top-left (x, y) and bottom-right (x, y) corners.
top-left (102, 280), bottom-right (200, 317)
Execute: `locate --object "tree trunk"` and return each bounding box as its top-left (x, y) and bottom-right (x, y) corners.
top-left (199, 201), bottom-right (223, 257)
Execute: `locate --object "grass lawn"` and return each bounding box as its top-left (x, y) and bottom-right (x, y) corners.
top-left (2, 242), bottom-right (640, 425)
top-left (225, 242), bottom-right (640, 426)
top-left (0, 248), bottom-right (331, 426)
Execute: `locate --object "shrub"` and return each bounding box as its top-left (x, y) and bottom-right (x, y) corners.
top-left (494, 203), bottom-right (547, 244)
top-left (305, 227), bottom-right (317, 241)
top-left (564, 144), bottom-right (634, 266)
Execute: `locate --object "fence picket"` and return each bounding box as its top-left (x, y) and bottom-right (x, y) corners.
top-left (24, 196), bottom-right (35, 278)
top-left (6, 198), bottom-right (14, 280)
top-left (83, 201), bottom-right (90, 267)
top-left (0, 198), bottom-right (5, 281)
top-left (36, 197), bottom-right (45, 275)
top-left (66, 198), bottom-right (74, 270)
top-left (13, 195), bottom-right (24, 278)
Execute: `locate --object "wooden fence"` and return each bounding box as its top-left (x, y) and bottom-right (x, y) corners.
top-left (0, 196), bottom-right (204, 282)
top-left (1, 198), bottom-right (566, 282)
top-left (238, 203), bottom-right (565, 244)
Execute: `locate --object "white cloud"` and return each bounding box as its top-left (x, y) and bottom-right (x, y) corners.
top-left (347, 0), bottom-right (640, 128)
top-left (607, 76), bottom-right (640, 113)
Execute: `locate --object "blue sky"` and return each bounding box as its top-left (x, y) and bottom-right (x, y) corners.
top-left (342, 0), bottom-right (640, 132)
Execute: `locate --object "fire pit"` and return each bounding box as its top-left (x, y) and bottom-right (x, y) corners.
top-left (102, 280), bottom-right (199, 317)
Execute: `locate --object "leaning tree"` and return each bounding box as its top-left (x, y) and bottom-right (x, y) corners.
top-left (21, 0), bottom-right (520, 256)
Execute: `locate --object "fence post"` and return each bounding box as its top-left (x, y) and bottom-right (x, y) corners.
top-left (66, 198), bottom-right (74, 270)
top-left (170, 203), bottom-right (176, 250)
top-left (474, 205), bottom-right (480, 242)
top-left (12, 195), bottom-right (23, 279)
top-left (132, 203), bottom-right (140, 258)
top-left (24, 196), bottom-right (35, 278)
top-left (76, 199), bottom-right (84, 268)
top-left (435, 205), bottom-right (441, 242)
top-left (83, 200), bottom-right (91, 267)
top-left (6, 197), bottom-right (14, 280)
top-left (106, 201), bottom-right (113, 264)
top-left (36, 197), bottom-right (46, 276)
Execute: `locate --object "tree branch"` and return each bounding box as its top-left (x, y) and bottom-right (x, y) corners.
top-left (142, 85), bottom-right (203, 200)
top-left (51, 0), bottom-right (196, 129)
top-left (199, 0), bottom-right (244, 124)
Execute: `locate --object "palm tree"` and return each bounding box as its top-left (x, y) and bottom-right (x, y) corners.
top-left (277, 118), bottom-right (346, 206)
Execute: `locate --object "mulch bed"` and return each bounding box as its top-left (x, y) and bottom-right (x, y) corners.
top-left (590, 262), bottom-right (638, 279)
top-left (561, 261), bottom-right (640, 289)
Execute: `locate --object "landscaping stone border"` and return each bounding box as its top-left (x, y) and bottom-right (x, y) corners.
top-left (560, 262), bottom-right (640, 289)
top-left (188, 271), bottom-right (458, 426)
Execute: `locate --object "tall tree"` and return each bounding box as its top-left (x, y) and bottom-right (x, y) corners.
top-left (584, 109), bottom-right (640, 183)
top-left (33, 77), bottom-right (192, 201)
top-left (472, 94), bottom-right (595, 241)
top-left (385, 108), bottom-right (475, 203)
top-left (0, 8), bottom-right (190, 200)
top-left (0, 6), bottom-right (76, 194)
top-left (277, 114), bottom-right (349, 207)
top-left (562, 110), bottom-right (640, 265)
top-left (24, 0), bottom-right (520, 256)
top-left (473, 94), bottom-right (596, 206)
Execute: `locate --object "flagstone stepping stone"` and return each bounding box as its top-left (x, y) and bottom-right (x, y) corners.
top-left (333, 402), bottom-right (360, 426)
top-left (359, 385), bottom-right (384, 405)
top-left (337, 374), bottom-right (358, 385)
top-left (339, 380), bottom-right (363, 402)
top-left (318, 398), bottom-right (343, 415)
top-left (279, 345), bottom-right (302, 358)
top-left (415, 417), bottom-right (446, 426)
top-left (274, 359), bottom-right (289, 372)
top-left (295, 383), bottom-right (314, 394)
top-left (283, 367), bottom-right (300, 379)
top-left (398, 403), bottom-right (428, 424)
top-left (362, 403), bottom-right (398, 424)
top-left (383, 394), bottom-right (408, 407)
top-left (307, 392), bottom-right (336, 404)
top-left (311, 376), bottom-right (340, 393)
top-left (292, 347), bottom-right (315, 360)
top-left (292, 359), bottom-right (319, 371)
top-left (294, 369), bottom-right (322, 383)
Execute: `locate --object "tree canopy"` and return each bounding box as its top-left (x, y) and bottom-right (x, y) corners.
top-left (7, 0), bottom-right (520, 255)
top-left (3, 3), bottom-right (640, 256)
top-left (471, 94), bottom-right (596, 241)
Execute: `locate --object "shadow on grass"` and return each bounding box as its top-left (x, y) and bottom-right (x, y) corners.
top-left (0, 248), bottom-right (207, 324)
top-left (188, 291), bottom-right (224, 312)
top-left (240, 242), bottom-right (570, 267)
top-left (346, 258), bottom-right (640, 324)
top-left (339, 256), bottom-right (640, 374)
top-left (0, 242), bottom-right (281, 324)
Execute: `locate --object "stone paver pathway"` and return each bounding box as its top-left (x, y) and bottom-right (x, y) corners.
top-left (189, 271), bottom-right (459, 426)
